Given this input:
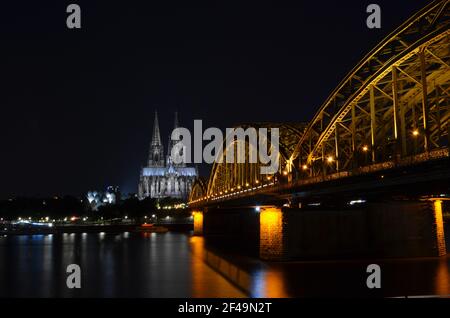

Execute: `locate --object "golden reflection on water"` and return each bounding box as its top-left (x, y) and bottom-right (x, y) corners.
top-left (189, 236), bottom-right (288, 297)
top-left (262, 270), bottom-right (289, 298)
top-left (189, 236), bottom-right (205, 297)
top-left (251, 269), bottom-right (289, 298)
top-left (433, 200), bottom-right (447, 256)
top-left (189, 235), bottom-right (204, 258)
top-left (189, 236), bottom-right (245, 298)
top-left (435, 257), bottom-right (450, 295)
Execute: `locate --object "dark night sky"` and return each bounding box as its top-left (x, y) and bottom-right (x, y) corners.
top-left (0, 0), bottom-right (429, 198)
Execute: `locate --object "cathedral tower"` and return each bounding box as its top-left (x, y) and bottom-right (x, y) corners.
top-left (148, 110), bottom-right (164, 167)
top-left (139, 110), bottom-right (197, 200)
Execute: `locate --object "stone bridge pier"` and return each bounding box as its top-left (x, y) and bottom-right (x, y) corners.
top-left (192, 200), bottom-right (446, 261)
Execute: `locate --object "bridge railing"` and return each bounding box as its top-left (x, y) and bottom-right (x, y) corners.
top-left (287, 148), bottom-right (449, 190)
top-left (189, 148), bottom-right (449, 206)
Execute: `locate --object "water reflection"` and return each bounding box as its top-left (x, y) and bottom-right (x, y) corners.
top-left (435, 258), bottom-right (450, 295)
top-left (1, 233), bottom-right (449, 297)
top-left (0, 232), bottom-right (244, 297)
top-left (192, 236), bottom-right (450, 298)
top-left (189, 236), bottom-right (245, 298)
top-left (190, 237), bottom-right (287, 297)
top-left (251, 270), bottom-right (289, 298)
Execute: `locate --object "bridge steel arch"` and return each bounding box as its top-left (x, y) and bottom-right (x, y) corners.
top-left (204, 123), bottom-right (305, 200)
top-left (189, 177), bottom-right (208, 203)
top-left (189, 1), bottom-right (450, 205)
top-left (290, 0), bottom-right (450, 177)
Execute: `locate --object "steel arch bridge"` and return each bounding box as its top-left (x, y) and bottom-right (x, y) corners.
top-left (190, 0), bottom-right (450, 205)
top-left (189, 123), bottom-right (307, 202)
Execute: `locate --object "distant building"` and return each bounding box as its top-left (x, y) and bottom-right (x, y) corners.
top-left (87, 186), bottom-right (120, 211)
top-left (138, 111), bottom-right (197, 200)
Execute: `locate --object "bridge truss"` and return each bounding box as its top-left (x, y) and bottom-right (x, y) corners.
top-left (190, 0), bottom-right (450, 205)
top-left (290, 0), bottom-right (450, 177)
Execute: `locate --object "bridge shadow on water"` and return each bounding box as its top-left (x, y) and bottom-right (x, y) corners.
top-left (190, 225), bottom-right (450, 298)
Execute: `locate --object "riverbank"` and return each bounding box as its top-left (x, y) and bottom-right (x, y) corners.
top-left (0, 223), bottom-right (193, 235)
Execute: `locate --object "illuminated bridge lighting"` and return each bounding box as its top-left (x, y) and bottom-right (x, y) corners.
top-left (183, 6), bottom-right (450, 275)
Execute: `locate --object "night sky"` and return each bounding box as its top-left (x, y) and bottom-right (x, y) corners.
top-left (0, 0), bottom-right (428, 198)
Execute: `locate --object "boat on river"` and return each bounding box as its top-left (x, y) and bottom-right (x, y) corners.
top-left (135, 223), bottom-right (168, 233)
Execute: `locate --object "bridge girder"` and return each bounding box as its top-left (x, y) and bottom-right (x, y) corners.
top-left (189, 177), bottom-right (208, 203)
top-left (204, 123), bottom-right (305, 199)
top-left (290, 0), bottom-right (450, 177)
top-left (189, 0), bottom-right (450, 206)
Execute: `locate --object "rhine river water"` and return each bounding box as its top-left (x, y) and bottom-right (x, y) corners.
top-left (0, 232), bottom-right (449, 298)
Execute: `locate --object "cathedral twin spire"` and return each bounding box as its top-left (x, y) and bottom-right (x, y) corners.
top-left (151, 111), bottom-right (162, 147)
top-left (148, 110), bottom-right (180, 167)
top-left (139, 110), bottom-right (197, 200)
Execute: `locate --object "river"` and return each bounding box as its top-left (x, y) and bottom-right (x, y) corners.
top-left (0, 232), bottom-right (449, 297)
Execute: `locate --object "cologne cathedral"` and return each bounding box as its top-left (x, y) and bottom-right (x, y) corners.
top-left (138, 111), bottom-right (197, 200)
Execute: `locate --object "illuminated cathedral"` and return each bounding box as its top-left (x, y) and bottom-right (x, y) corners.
top-left (138, 111), bottom-right (197, 200)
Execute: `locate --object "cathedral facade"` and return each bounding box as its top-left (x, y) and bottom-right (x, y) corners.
top-left (138, 111), bottom-right (197, 200)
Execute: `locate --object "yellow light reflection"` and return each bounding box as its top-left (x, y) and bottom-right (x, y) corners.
top-left (433, 200), bottom-right (447, 256)
top-left (434, 257), bottom-right (450, 295)
top-left (189, 236), bottom-right (246, 298)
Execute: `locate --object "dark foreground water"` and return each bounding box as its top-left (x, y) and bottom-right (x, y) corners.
top-left (0, 232), bottom-right (449, 298)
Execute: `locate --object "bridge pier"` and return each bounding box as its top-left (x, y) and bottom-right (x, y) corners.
top-left (193, 200), bottom-right (446, 261)
top-left (193, 211), bottom-right (204, 236)
top-left (199, 207), bottom-right (260, 255)
top-left (259, 200), bottom-right (447, 261)
top-left (259, 207), bottom-right (287, 261)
